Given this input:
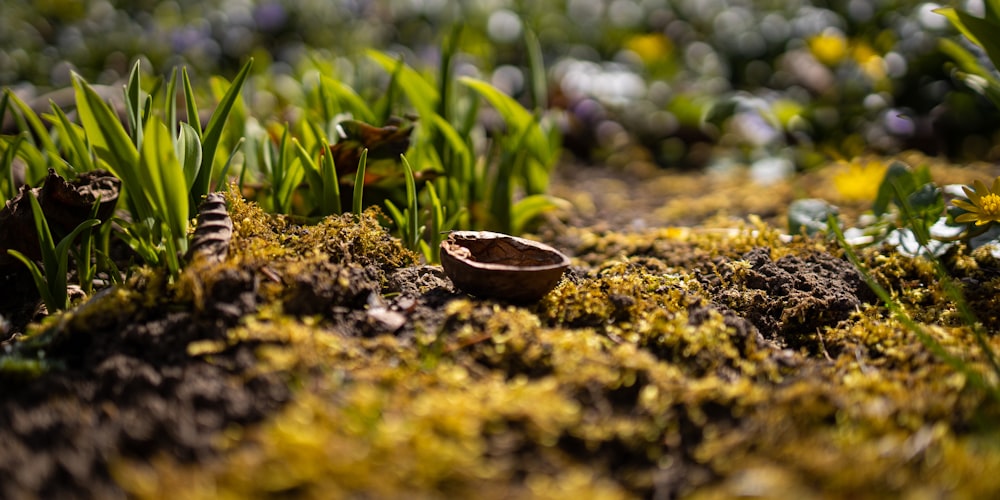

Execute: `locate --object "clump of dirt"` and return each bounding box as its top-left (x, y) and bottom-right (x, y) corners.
top-left (705, 246), bottom-right (877, 350)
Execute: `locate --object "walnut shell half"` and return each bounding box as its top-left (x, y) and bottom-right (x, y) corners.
top-left (440, 231), bottom-right (570, 303)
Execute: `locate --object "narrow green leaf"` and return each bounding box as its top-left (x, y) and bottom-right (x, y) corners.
top-left (437, 25), bottom-right (463, 120)
top-left (26, 190), bottom-right (59, 299)
top-left (511, 194), bottom-right (565, 235)
top-left (7, 250), bottom-right (58, 312)
top-left (195, 58), bottom-right (253, 206)
top-left (182, 67), bottom-right (202, 137)
top-left (114, 217), bottom-right (160, 266)
top-left (125, 60), bottom-right (144, 149)
top-left (272, 126), bottom-right (290, 213)
top-left (294, 138), bottom-right (325, 212)
top-left (165, 68), bottom-right (179, 145)
top-left (459, 76), bottom-right (552, 165)
top-left (6, 137), bottom-right (49, 186)
top-left (937, 8), bottom-right (980, 48)
top-left (215, 137), bottom-right (245, 189)
top-left (74, 201), bottom-right (102, 294)
top-left (524, 28), bottom-right (547, 111)
top-left (53, 218), bottom-right (101, 298)
top-left (828, 214), bottom-right (1000, 401)
top-left (321, 141), bottom-right (341, 215)
top-left (7, 90), bottom-right (59, 159)
top-left (140, 116), bottom-right (189, 252)
top-left (317, 74), bottom-right (335, 127)
top-left (954, 9), bottom-right (1000, 70)
top-left (1, 134), bottom-right (25, 200)
top-left (73, 73), bottom-right (146, 217)
top-left (383, 199), bottom-right (405, 229)
top-left (329, 78), bottom-right (377, 124)
top-left (426, 182), bottom-right (445, 263)
top-left (368, 50), bottom-right (440, 120)
top-left (400, 154), bottom-right (420, 250)
top-left (353, 148), bottom-right (368, 216)
top-left (177, 121), bottom-right (202, 188)
top-left (49, 101), bottom-right (95, 171)
top-left (429, 113), bottom-right (472, 180)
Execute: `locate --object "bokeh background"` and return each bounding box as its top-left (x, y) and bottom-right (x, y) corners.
top-left (2, 0), bottom-right (998, 169)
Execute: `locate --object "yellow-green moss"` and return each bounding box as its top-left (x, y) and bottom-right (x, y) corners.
top-left (78, 190), bottom-right (1000, 498)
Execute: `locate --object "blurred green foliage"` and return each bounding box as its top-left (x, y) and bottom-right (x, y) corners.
top-left (3, 0), bottom-right (1000, 168)
top-left (0, 0), bottom-right (1000, 170)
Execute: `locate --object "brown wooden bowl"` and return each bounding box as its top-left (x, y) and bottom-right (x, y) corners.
top-left (440, 231), bottom-right (570, 303)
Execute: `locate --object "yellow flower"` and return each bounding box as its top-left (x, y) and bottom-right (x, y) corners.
top-left (852, 42), bottom-right (886, 80)
top-left (809, 31), bottom-right (847, 66)
top-left (832, 158), bottom-right (889, 202)
top-left (953, 178), bottom-right (1000, 226)
top-left (625, 33), bottom-right (673, 65)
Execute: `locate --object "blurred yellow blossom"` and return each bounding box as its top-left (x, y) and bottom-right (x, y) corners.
top-left (809, 30), bottom-right (848, 66)
top-left (625, 33), bottom-right (673, 65)
top-left (852, 42), bottom-right (886, 80)
top-left (832, 158), bottom-right (889, 202)
top-left (953, 178), bottom-right (1000, 226)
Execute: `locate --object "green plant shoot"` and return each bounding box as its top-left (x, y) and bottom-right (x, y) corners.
top-left (7, 191), bottom-right (100, 312)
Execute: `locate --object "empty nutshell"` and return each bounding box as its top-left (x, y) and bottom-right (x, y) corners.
top-left (439, 231), bottom-right (570, 303)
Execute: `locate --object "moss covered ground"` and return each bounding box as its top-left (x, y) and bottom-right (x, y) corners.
top-left (4, 158), bottom-right (1000, 498)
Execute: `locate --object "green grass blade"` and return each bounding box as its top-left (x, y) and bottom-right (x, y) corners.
top-left (165, 68), bottom-right (179, 145)
top-left (216, 137), bottom-right (245, 189)
top-left (437, 25), bottom-right (462, 120)
top-left (426, 182), bottom-right (445, 262)
top-left (73, 73), bottom-right (146, 216)
top-left (181, 67), bottom-right (202, 137)
top-left (125, 60), bottom-right (144, 149)
top-left (827, 214), bottom-right (1000, 401)
top-left (53, 218), bottom-right (101, 301)
top-left (400, 154), bottom-right (420, 250)
top-left (368, 50), bottom-right (439, 120)
top-left (74, 202), bottom-right (102, 294)
top-left (1, 135), bottom-right (25, 200)
top-left (325, 77), bottom-right (376, 124)
top-left (7, 250), bottom-right (58, 312)
top-left (353, 148), bottom-right (368, 216)
top-left (26, 190), bottom-right (59, 294)
top-left (953, 9), bottom-right (1000, 70)
top-left (140, 116), bottom-right (189, 254)
top-left (194, 58), bottom-right (253, 207)
top-left (49, 101), bottom-right (95, 172)
top-left (273, 126), bottom-right (289, 212)
top-left (458, 76), bottom-right (552, 166)
top-left (317, 74), bottom-right (335, 127)
top-left (511, 194), bottom-right (565, 235)
top-left (6, 90), bottom-right (58, 157)
top-left (294, 138), bottom-right (325, 213)
top-left (524, 28), bottom-right (547, 111)
top-left (383, 198), bottom-right (405, 231)
top-left (24, 191), bottom-right (66, 310)
top-left (321, 141), bottom-right (341, 215)
top-left (429, 113), bottom-right (472, 179)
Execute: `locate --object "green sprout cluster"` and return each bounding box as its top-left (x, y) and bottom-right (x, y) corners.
top-left (0, 28), bottom-right (564, 312)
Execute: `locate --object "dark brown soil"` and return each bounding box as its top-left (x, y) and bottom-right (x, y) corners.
top-left (0, 272), bottom-right (290, 499)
